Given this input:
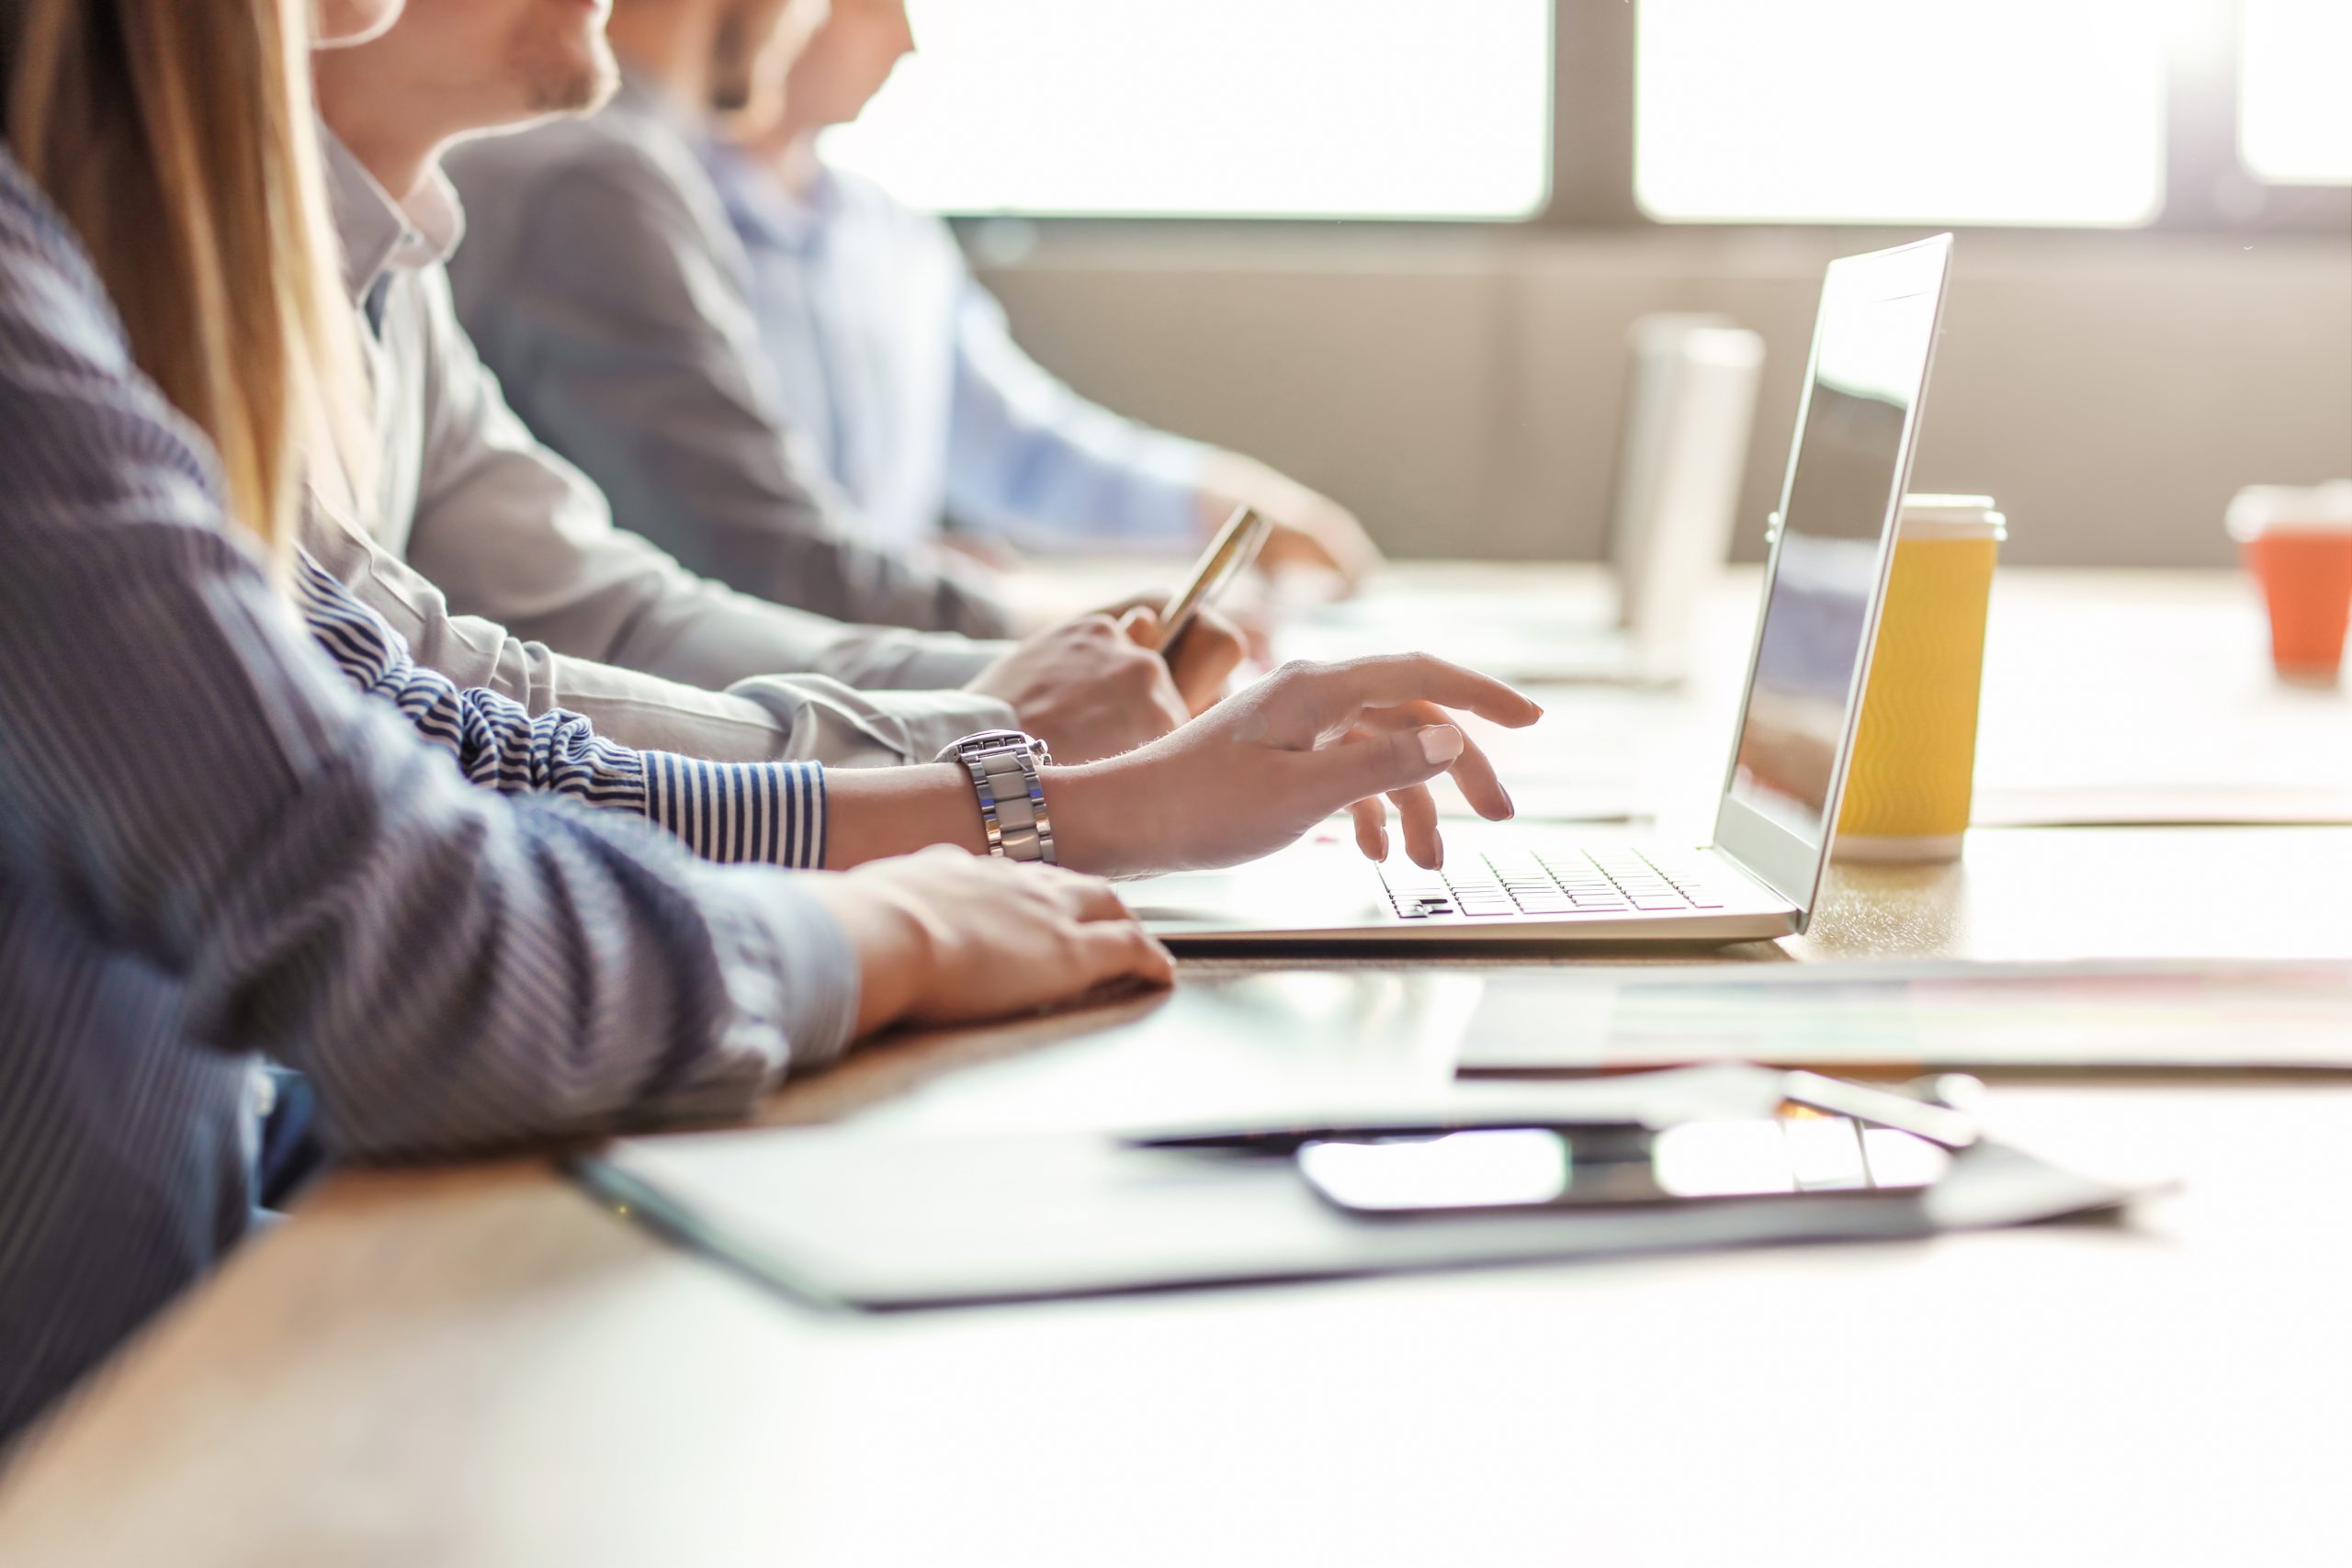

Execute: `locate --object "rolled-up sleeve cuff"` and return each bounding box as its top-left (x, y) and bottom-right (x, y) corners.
top-left (861, 688), bottom-right (1018, 762)
top-left (641, 754), bottom-right (827, 867)
top-left (684, 862), bottom-right (862, 1081)
top-left (728, 673), bottom-right (1015, 768)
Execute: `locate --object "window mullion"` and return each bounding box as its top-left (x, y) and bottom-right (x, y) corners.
top-left (1547, 0), bottom-right (1642, 228)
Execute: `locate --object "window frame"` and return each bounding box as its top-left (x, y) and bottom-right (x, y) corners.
top-left (939, 0), bottom-right (2347, 239)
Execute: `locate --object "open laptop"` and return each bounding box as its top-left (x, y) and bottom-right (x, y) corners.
top-left (1131, 235), bottom-right (1954, 947)
top-left (1278, 314), bottom-right (1764, 686)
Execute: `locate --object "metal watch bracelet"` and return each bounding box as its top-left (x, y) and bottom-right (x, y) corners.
top-left (934, 729), bottom-right (1057, 865)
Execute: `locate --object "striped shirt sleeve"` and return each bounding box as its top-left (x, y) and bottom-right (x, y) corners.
top-left (291, 548), bottom-right (826, 868)
top-left (0, 150), bottom-right (873, 1442)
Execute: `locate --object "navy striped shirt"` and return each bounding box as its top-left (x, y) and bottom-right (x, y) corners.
top-left (0, 152), bottom-right (860, 1451)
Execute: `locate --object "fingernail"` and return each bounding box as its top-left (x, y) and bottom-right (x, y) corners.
top-left (1374, 827), bottom-right (1390, 862)
top-left (1500, 786), bottom-right (1517, 820)
top-left (1418, 725), bottom-right (1464, 765)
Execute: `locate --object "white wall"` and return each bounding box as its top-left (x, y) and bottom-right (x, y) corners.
top-left (975, 226), bottom-right (2352, 566)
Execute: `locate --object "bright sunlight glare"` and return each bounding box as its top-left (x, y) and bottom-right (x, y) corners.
top-left (1635, 0), bottom-right (2168, 225)
top-left (2239, 0), bottom-right (2352, 185)
top-left (820, 0), bottom-right (1554, 220)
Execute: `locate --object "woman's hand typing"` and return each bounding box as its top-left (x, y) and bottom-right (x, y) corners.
top-left (1047, 654), bottom-right (1543, 878)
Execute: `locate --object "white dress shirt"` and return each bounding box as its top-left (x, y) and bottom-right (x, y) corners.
top-left (311, 131), bottom-right (1014, 768)
top-left (707, 148), bottom-right (1211, 555)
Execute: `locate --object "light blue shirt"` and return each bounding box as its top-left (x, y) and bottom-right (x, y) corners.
top-left (706, 148), bottom-right (1213, 555)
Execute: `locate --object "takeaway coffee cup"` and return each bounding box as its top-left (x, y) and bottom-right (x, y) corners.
top-left (2227, 482), bottom-right (2352, 682)
top-left (1833, 495), bottom-right (2006, 863)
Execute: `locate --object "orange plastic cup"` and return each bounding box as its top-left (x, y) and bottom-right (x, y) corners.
top-left (2227, 483), bottom-right (2352, 682)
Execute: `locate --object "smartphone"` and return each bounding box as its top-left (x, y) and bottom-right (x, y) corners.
top-left (1154, 505), bottom-right (1269, 657)
top-left (1295, 1118), bottom-right (1951, 1216)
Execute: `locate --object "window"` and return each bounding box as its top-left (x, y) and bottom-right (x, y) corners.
top-left (819, 0), bottom-right (1554, 220)
top-left (821, 1), bottom-right (2340, 231)
top-left (2238, 0), bottom-right (2352, 185)
top-left (1633, 0), bottom-right (2168, 225)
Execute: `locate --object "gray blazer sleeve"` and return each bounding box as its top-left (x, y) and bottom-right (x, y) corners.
top-left (447, 142), bottom-right (1013, 639)
top-left (401, 257), bottom-right (1002, 687)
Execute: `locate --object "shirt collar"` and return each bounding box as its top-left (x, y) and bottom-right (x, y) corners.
top-left (322, 127), bottom-right (467, 308)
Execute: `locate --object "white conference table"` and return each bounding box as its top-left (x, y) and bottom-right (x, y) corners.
top-left (2, 565), bottom-right (2349, 1567)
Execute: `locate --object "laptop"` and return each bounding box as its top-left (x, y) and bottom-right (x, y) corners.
top-left (1277, 314), bottom-right (1764, 686)
top-left (1131, 235), bottom-right (1955, 947)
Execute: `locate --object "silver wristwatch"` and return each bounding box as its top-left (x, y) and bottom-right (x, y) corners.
top-left (936, 729), bottom-right (1057, 865)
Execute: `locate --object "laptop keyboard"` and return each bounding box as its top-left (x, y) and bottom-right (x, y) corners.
top-left (1380, 845), bottom-right (1727, 921)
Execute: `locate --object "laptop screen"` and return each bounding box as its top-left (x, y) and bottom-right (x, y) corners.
top-left (1720, 239), bottom-right (1951, 874)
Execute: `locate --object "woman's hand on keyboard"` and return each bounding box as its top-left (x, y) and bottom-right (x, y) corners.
top-left (1047, 654), bottom-right (1542, 878)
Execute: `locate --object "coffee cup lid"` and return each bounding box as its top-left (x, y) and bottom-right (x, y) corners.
top-left (2227, 481), bottom-right (2352, 539)
top-left (1898, 494), bottom-right (2006, 540)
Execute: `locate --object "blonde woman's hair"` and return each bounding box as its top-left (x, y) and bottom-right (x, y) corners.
top-left (2, 0), bottom-right (368, 566)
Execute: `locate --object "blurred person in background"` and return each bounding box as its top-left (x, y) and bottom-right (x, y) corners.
top-left (436, 0), bottom-right (1373, 645)
top-left (0, 0), bottom-right (1531, 1452)
top-left (715, 0), bottom-right (1383, 586)
top-left (435, 0), bottom-right (1018, 634)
